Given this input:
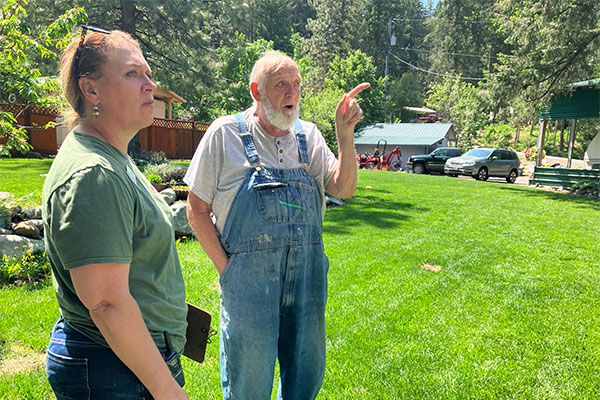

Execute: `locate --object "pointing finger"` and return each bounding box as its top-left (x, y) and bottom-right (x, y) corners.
top-left (347, 82), bottom-right (370, 98)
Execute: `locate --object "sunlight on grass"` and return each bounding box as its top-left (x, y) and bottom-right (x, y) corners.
top-left (0, 158), bottom-right (53, 205)
top-left (0, 164), bottom-right (598, 399)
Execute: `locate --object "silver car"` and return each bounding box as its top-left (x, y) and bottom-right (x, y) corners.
top-left (444, 148), bottom-right (520, 183)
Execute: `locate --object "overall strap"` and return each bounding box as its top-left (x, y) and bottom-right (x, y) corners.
top-left (293, 120), bottom-right (310, 164)
top-left (235, 113), bottom-right (259, 164)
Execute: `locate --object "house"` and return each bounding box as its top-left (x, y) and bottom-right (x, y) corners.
top-left (354, 123), bottom-right (457, 170)
top-left (153, 85), bottom-right (186, 119)
top-left (57, 84), bottom-right (186, 147)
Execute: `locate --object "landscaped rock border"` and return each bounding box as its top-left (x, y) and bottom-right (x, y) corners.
top-left (0, 189), bottom-right (196, 259)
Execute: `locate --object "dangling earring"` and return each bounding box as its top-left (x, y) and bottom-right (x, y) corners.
top-left (93, 105), bottom-right (100, 117)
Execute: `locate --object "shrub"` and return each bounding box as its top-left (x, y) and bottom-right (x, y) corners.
top-left (0, 249), bottom-right (51, 286)
top-left (570, 180), bottom-right (600, 193)
top-left (144, 163), bottom-right (188, 186)
top-left (477, 124), bottom-right (513, 148)
top-left (145, 173), bottom-right (162, 184)
top-left (137, 151), bottom-right (168, 165)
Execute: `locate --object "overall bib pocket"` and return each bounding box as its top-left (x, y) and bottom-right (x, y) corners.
top-left (255, 180), bottom-right (316, 223)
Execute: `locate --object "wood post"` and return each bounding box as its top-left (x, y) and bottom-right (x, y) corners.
top-left (536, 119), bottom-right (547, 167)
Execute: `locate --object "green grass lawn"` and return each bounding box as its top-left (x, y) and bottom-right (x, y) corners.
top-left (0, 158), bottom-right (54, 207)
top-left (1, 161), bottom-right (599, 399)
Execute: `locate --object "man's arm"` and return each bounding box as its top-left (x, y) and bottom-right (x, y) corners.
top-left (186, 192), bottom-right (228, 274)
top-left (70, 263), bottom-right (189, 400)
top-left (325, 83), bottom-right (370, 198)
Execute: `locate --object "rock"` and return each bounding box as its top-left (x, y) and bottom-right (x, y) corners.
top-left (170, 202), bottom-right (194, 237)
top-left (13, 221), bottom-right (40, 239)
top-left (28, 151), bottom-right (43, 159)
top-left (0, 228), bottom-right (12, 235)
top-left (0, 192), bottom-right (15, 203)
top-left (0, 234), bottom-right (45, 258)
top-left (22, 206), bottom-right (43, 219)
top-left (160, 189), bottom-right (177, 206)
top-left (26, 219), bottom-right (44, 234)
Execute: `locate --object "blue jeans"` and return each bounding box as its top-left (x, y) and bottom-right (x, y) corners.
top-left (46, 317), bottom-right (184, 399)
top-left (219, 166), bottom-right (329, 400)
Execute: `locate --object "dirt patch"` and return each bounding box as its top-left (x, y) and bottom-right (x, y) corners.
top-left (0, 343), bottom-right (45, 376)
top-left (421, 264), bottom-right (442, 272)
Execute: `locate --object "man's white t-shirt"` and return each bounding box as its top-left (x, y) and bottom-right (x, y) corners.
top-left (184, 108), bottom-right (338, 234)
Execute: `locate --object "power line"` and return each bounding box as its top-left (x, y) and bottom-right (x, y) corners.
top-left (389, 52), bottom-right (487, 81)
top-left (392, 18), bottom-right (491, 24)
top-left (396, 46), bottom-right (504, 60)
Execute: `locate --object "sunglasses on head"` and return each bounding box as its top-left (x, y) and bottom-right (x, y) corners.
top-left (73, 25), bottom-right (111, 76)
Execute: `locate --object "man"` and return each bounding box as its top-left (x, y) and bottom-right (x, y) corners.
top-left (184, 50), bottom-right (368, 399)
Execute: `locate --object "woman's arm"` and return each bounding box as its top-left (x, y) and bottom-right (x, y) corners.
top-left (70, 263), bottom-right (189, 400)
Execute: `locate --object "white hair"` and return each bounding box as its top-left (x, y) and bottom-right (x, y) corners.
top-left (249, 50), bottom-right (299, 107)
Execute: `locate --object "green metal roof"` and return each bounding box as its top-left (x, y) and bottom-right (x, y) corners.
top-left (354, 123), bottom-right (454, 146)
top-left (540, 78), bottom-right (600, 120)
top-left (566, 79), bottom-right (600, 89)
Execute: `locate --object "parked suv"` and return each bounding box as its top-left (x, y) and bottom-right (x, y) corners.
top-left (407, 147), bottom-right (462, 174)
top-left (444, 148), bottom-right (520, 183)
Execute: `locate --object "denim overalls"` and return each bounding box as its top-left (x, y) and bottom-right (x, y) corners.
top-left (218, 114), bottom-right (329, 400)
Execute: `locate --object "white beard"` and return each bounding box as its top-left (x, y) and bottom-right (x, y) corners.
top-left (261, 95), bottom-right (300, 131)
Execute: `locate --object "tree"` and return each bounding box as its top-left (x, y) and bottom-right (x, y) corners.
top-left (300, 86), bottom-right (345, 152)
top-left (253, 0), bottom-right (295, 54)
top-left (425, 76), bottom-right (491, 148)
top-left (211, 33), bottom-right (273, 118)
top-left (25, 0), bottom-right (215, 112)
top-left (326, 50), bottom-right (386, 125)
top-left (386, 72), bottom-right (425, 122)
top-left (489, 0), bottom-right (600, 106)
top-left (0, 0), bottom-right (85, 155)
top-left (425, 0), bottom-right (503, 82)
top-left (304, 0), bottom-right (364, 86)
top-left (358, 0), bottom-right (428, 78)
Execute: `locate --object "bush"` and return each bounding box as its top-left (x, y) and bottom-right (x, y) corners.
top-left (0, 249), bottom-right (51, 286)
top-left (136, 151), bottom-right (168, 165)
top-left (145, 173), bottom-right (162, 184)
top-left (477, 124), bottom-right (513, 148)
top-left (570, 180), bottom-right (600, 192)
top-left (144, 163), bottom-right (188, 186)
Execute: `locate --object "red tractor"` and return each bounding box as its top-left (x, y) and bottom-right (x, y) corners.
top-left (356, 140), bottom-right (402, 171)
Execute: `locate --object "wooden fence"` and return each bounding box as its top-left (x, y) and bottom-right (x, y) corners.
top-left (0, 103), bottom-right (59, 155)
top-left (138, 118), bottom-right (210, 159)
top-left (1, 103), bottom-right (209, 159)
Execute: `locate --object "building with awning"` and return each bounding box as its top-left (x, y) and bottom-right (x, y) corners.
top-left (354, 123), bottom-right (457, 170)
top-left (531, 78), bottom-right (600, 188)
top-left (153, 85), bottom-right (186, 119)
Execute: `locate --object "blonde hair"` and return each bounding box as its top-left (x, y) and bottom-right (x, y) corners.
top-left (249, 50), bottom-right (299, 106)
top-left (58, 30), bottom-right (140, 129)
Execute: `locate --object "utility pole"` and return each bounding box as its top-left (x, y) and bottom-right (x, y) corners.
top-left (384, 16), bottom-right (392, 95)
top-left (384, 17), bottom-right (396, 121)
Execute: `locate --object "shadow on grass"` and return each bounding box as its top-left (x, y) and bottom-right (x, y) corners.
top-left (495, 184), bottom-right (600, 211)
top-left (324, 189), bottom-right (428, 235)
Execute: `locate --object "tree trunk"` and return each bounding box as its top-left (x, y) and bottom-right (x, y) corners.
top-left (529, 122), bottom-right (534, 137)
top-left (120, 0), bottom-right (136, 35)
top-left (559, 120), bottom-right (566, 151)
top-left (515, 126), bottom-right (520, 142)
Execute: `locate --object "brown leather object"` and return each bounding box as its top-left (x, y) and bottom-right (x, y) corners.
top-left (182, 302), bottom-right (212, 363)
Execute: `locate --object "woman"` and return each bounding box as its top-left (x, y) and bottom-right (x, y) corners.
top-left (43, 27), bottom-right (189, 399)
